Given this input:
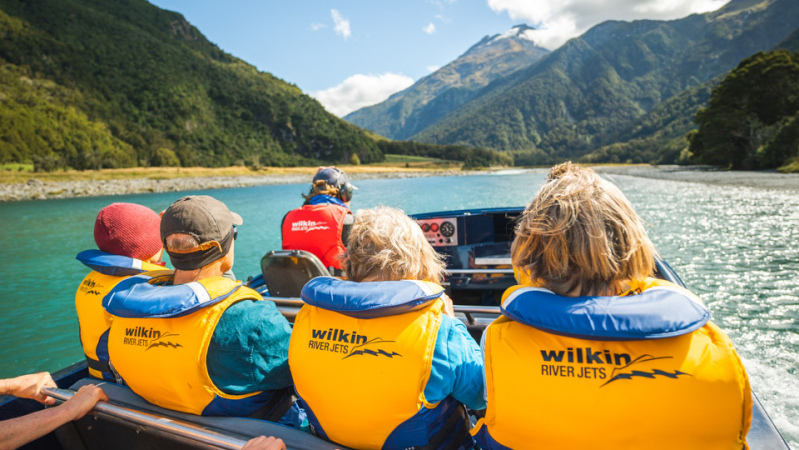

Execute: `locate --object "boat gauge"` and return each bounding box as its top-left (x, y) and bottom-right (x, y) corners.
top-left (415, 218), bottom-right (458, 247)
top-left (439, 221), bottom-right (455, 238)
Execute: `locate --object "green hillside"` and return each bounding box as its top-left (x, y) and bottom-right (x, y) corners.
top-left (410, 0), bottom-right (799, 165)
top-left (579, 77), bottom-right (720, 164)
top-left (582, 22), bottom-right (799, 165)
top-left (689, 50), bottom-right (799, 170)
top-left (0, 0), bottom-right (381, 170)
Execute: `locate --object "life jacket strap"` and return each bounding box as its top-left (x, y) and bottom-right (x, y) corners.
top-left (422, 400), bottom-right (472, 450)
top-left (85, 356), bottom-right (111, 375)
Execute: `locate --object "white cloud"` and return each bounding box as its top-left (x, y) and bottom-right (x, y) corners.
top-left (310, 23), bottom-right (326, 31)
top-left (434, 14), bottom-right (452, 24)
top-left (331, 9), bottom-right (351, 40)
top-left (487, 0), bottom-right (729, 49)
top-left (310, 73), bottom-right (415, 117)
top-left (423, 22), bottom-right (436, 34)
top-left (427, 65), bottom-right (441, 72)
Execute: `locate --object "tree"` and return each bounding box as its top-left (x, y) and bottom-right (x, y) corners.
top-left (689, 50), bottom-right (799, 169)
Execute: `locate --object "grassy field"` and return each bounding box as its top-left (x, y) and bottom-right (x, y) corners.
top-left (0, 156), bottom-right (460, 184)
top-left (376, 154), bottom-right (461, 169)
top-left (778, 157), bottom-right (799, 173)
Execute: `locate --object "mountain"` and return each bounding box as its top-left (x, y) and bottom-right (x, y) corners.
top-left (408, 0), bottom-right (799, 164)
top-left (583, 19), bottom-right (799, 165)
top-left (344, 25), bottom-right (549, 140)
top-left (0, 0), bottom-right (381, 170)
top-left (579, 78), bottom-right (719, 164)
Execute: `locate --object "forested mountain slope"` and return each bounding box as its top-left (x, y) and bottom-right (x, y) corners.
top-left (0, 0), bottom-right (381, 170)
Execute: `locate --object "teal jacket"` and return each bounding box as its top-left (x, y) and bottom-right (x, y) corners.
top-left (207, 299), bottom-right (293, 394)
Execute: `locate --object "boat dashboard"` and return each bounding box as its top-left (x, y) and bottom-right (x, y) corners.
top-left (412, 207), bottom-right (521, 307)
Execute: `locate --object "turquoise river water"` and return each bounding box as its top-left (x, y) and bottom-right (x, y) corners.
top-left (0, 171), bottom-right (797, 444)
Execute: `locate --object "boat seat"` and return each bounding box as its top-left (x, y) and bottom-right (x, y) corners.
top-left (261, 250), bottom-right (330, 298)
top-left (58, 378), bottom-right (345, 450)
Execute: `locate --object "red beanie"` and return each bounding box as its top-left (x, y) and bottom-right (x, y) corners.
top-left (94, 203), bottom-right (162, 260)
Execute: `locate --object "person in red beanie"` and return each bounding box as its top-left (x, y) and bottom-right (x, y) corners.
top-left (74, 203), bottom-right (165, 381)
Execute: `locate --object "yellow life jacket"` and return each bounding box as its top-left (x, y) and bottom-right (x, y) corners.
top-left (290, 277), bottom-right (472, 450)
top-left (75, 250), bottom-right (164, 380)
top-left (472, 278), bottom-right (752, 450)
top-left (105, 272), bottom-right (274, 416)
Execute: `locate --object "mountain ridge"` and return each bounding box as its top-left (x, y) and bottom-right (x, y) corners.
top-left (407, 0), bottom-right (798, 164)
top-left (344, 24), bottom-right (550, 140)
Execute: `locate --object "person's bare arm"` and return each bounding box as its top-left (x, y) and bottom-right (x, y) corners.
top-left (0, 372), bottom-right (56, 405)
top-left (0, 384), bottom-right (108, 450)
top-left (441, 293), bottom-right (456, 318)
top-left (241, 436), bottom-right (286, 450)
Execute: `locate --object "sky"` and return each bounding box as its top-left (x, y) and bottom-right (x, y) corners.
top-left (148, 0), bottom-right (729, 117)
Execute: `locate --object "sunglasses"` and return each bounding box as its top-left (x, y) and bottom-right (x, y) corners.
top-left (233, 226), bottom-right (238, 241)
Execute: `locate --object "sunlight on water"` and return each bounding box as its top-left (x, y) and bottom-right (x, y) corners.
top-left (0, 170), bottom-right (796, 445)
top-left (608, 175), bottom-right (799, 445)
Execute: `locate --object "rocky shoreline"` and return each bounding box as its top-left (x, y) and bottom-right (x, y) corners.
top-left (2, 165), bottom-right (797, 202)
top-left (0, 170), bottom-right (467, 202)
top-left (593, 165), bottom-right (799, 190)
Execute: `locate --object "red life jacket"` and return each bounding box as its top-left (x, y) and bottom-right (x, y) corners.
top-left (282, 204), bottom-right (350, 270)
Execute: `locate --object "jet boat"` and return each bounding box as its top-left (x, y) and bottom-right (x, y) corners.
top-left (0, 207), bottom-right (789, 449)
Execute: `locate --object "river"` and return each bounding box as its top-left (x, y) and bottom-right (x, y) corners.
top-left (0, 171), bottom-right (797, 444)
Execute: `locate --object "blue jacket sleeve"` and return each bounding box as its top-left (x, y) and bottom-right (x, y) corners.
top-left (207, 300), bottom-right (294, 395)
top-left (424, 316), bottom-right (487, 410)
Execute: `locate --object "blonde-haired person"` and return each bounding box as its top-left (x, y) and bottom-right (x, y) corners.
top-left (281, 167), bottom-right (356, 276)
top-left (289, 206), bottom-right (484, 450)
top-left (472, 162), bottom-right (751, 449)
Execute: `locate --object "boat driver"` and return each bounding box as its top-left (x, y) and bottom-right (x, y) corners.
top-left (103, 195), bottom-right (294, 419)
top-left (75, 203), bottom-right (165, 381)
top-left (472, 162), bottom-right (752, 449)
top-left (289, 206), bottom-right (485, 449)
top-left (281, 167), bottom-right (355, 276)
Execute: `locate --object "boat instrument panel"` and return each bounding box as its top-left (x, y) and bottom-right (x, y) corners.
top-left (413, 208), bottom-right (522, 306)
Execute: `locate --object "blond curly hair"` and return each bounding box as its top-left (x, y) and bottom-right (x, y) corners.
top-left (345, 206), bottom-right (446, 283)
top-left (512, 162), bottom-right (655, 296)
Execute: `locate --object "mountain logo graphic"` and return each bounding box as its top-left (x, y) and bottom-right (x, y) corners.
top-left (601, 355), bottom-right (690, 387)
top-left (144, 332), bottom-right (183, 351)
top-left (343, 338), bottom-right (402, 360)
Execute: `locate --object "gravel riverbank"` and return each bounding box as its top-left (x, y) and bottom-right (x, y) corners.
top-left (2, 165), bottom-right (797, 202)
top-left (594, 165), bottom-right (799, 190)
top-left (0, 170), bottom-right (467, 202)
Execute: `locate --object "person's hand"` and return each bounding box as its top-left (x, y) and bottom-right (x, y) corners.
top-left (442, 293), bottom-right (456, 318)
top-left (5, 372), bottom-right (57, 405)
top-left (62, 385), bottom-right (108, 421)
top-left (241, 436), bottom-right (286, 450)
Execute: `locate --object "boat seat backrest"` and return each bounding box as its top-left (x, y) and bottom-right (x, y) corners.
top-left (261, 250), bottom-right (330, 298)
top-left (60, 378), bottom-right (346, 450)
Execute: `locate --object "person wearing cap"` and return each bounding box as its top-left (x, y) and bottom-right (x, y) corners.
top-left (103, 195), bottom-right (294, 419)
top-left (75, 203), bottom-right (165, 381)
top-left (281, 167), bottom-right (356, 276)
